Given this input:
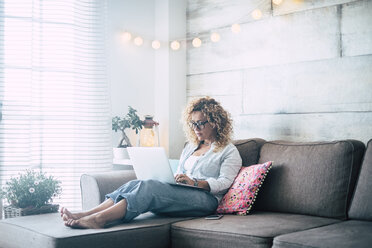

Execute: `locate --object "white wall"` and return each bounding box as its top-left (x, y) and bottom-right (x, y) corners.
top-left (108, 0), bottom-right (186, 158)
top-left (154, 0), bottom-right (187, 159)
top-left (186, 0), bottom-right (372, 144)
top-left (108, 0), bottom-right (156, 147)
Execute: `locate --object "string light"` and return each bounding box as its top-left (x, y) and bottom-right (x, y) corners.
top-left (210, 32), bottom-right (221, 42)
top-left (231, 23), bottom-right (241, 34)
top-left (192, 37), bottom-right (202, 47)
top-left (121, 32), bottom-right (132, 42)
top-left (170, 40), bottom-right (180, 50)
top-left (134, 36), bottom-right (143, 46)
top-left (152, 40), bottom-right (161, 49)
top-left (122, 3), bottom-right (276, 50)
top-left (251, 9), bottom-right (262, 20)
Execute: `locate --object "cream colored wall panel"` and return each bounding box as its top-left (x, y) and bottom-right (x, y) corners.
top-left (186, 0), bottom-right (371, 144)
top-left (187, 6), bottom-right (339, 75)
top-left (273, 0), bottom-right (358, 16)
top-left (187, 71), bottom-right (243, 96)
top-left (342, 0), bottom-right (372, 56)
top-left (243, 55), bottom-right (372, 114)
top-left (187, 0), bottom-right (271, 34)
top-left (234, 112), bottom-right (372, 144)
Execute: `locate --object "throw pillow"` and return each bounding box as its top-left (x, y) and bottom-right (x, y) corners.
top-left (216, 161), bottom-right (273, 215)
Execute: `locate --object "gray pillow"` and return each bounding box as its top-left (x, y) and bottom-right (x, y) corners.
top-left (348, 139), bottom-right (372, 220)
top-left (255, 140), bottom-right (365, 219)
top-left (233, 138), bottom-right (266, 166)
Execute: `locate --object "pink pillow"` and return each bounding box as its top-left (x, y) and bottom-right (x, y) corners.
top-left (216, 161), bottom-right (273, 215)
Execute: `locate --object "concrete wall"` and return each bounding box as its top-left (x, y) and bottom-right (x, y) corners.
top-left (186, 0), bottom-right (372, 144)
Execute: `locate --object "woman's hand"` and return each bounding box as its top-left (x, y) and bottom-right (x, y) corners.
top-left (175, 174), bottom-right (194, 185)
top-left (174, 174), bottom-right (211, 191)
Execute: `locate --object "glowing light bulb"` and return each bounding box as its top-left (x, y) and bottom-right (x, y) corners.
top-left (231, 23), bottom-right (241, 34)
top-left (210, 32), bottom-right (220, 43)
top-left (192, 38), bottom-right (202, 48)
top-left (121, 32), bottom-right (132, 42)
top-left (134, 36), bottom-right (143, 46)
top-left (273, 0), bottom-right (283, 5)
top-left (170, 40), bottom-right (180, 50)
top-left (152, 40), bottom-right (161, 50)
top-left (252, 9), bottom-right (263, 20)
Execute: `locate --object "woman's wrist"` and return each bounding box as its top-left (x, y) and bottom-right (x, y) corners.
top-left (197, 180), bottom-right (211, 191)
top-left (193, 178), bottom-right (198, 187)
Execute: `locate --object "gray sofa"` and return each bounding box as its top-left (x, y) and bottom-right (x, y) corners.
top-left (1, 138), bottom-right (372, 248)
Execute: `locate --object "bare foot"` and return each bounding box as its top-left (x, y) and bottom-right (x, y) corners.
top-left (64, 214), bottom-right (105, 229)
top-left (60, 207), bottom-right (85, 221)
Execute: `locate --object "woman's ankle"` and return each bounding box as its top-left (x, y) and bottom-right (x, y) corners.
top-left (76, 211), bottom-right (91, 219)
top-left (93, 213), bottom-right (106, 227)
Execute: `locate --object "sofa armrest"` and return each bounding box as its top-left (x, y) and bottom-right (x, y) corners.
top-left (80, 170), bottom-right (137, 210)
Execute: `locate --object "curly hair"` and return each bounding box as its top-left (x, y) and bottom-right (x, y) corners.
top-left (182, 96), bottom-right (233, 151)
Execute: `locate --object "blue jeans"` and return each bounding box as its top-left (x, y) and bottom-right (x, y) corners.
top-left (105, 179), bottom-right (218, 222)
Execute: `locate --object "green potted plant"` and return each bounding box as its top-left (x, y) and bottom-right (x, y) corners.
top-left (0, 169), bottom-right (62, 218)
top-left (112, 106), bottom-right (143, 159)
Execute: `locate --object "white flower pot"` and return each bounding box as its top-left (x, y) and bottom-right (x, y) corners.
top-left (113, 147), bottom-right (130, 159)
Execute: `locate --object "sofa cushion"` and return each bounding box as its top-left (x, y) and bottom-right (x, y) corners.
top-left (273, 220), bottom-right (372, 248)
top-left (171, 211), bottom-right (340, 248)
top-left (0, 212), bottom-right (191, 248)
top-left (216, 161), bottom-right (272, 215)
top-left (255, 140), bottom-right (365, 219)
top-left (233, 138), bottom-right (266, 166)
top-left (349, 139), bottom-right (372, 220)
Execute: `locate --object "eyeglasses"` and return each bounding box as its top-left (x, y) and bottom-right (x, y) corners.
top-left (189, 120), bottom-right (209, 130)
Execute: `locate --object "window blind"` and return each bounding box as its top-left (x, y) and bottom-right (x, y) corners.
top-left (0, 0), bottom-right (111, 212)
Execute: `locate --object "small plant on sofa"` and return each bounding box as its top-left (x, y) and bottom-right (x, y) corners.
top-left (112, 106), bottom-right (143, 147)
top-left (0, 169), bottom-right (61, 209)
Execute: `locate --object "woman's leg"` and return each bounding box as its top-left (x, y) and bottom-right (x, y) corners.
top-left (115, 180), bottom-right (218, 222)
top-left (65, 179), bottom-right (218, 228)
top-left (62, 180), bottom-right (142, 228)
top-left (61, 179), bottom-right (142, 221)
top-left (60, 198), bottom-right (114, 221)
top-left (64, 199), bottom-right (127, 229)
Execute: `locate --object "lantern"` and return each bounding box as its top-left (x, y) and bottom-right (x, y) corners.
top-left (138, 115), bottom-right (159, 147)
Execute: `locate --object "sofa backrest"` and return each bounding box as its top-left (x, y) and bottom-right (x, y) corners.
top-left (254, 140), bottom-right (365, 219)
top-left (348, 139), bottom-right (372, 221)
top-left (233, 138), bottom-right (266, 166)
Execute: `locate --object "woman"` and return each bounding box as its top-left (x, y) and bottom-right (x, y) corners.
top-left (61, 96), bottom-right (242, 229)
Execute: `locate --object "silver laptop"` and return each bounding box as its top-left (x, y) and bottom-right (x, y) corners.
top-left (127, 147), bottom-right (205, 190)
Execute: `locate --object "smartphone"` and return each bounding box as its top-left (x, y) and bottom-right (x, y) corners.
top-left (205, 214), bottom-right (223, 220)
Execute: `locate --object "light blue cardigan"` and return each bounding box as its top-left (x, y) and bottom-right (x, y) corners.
top-left (176, 142), bottom-right (242, 202)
